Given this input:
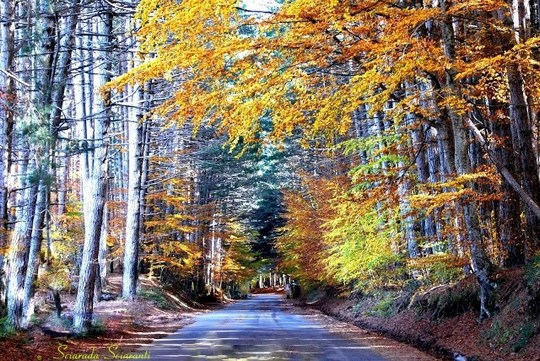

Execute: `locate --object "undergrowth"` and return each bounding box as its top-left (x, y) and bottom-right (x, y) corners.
top-left (525, 254), bottom-right (540, 288)
top-left (352, 289), bottom-right (412, 319)
top-left (312, 263), bottom-right (540, 358)
top-left (365, 293), bottom-right (395, 318)
top-left (484, 319), bottom-right (537, 353)
top-left (0, 317), bottom-right (17, 340)
top-left (138, 288), bottom-right (172, 310)
top-left (410, 278), bottom-right (479, 320)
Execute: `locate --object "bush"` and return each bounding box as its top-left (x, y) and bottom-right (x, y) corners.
top-left (366, 295), bottom-right (395, 318)
top-left (0, 317), bottom-right (17, 339)
top-left (353, 291), bottom-right (403, 318)
top-left (138, 289), bottom-right (171, 309)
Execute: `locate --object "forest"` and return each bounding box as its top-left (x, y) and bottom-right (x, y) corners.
top-left (1, 0), bottom-right (540, 360)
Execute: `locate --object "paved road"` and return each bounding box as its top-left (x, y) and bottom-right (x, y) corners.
top-left (141, 294), bottom-right (405, 361)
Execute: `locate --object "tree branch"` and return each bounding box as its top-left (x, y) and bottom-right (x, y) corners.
top-left (464, 116), bottom-right (540, 219)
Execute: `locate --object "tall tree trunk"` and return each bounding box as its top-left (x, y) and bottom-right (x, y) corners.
top-left (5, 0), bottom-right (51, 328)
top-left (6, 153), bottom-right (38, 330)
top-left (22, 179), bottom-right (46, 327)
top-left (487, 100), bottom-right (524, 267)
top-left (74, 160), bottom-right (107, 333)
top-left (73, 0), bottom-right (111, 334)
top-left (94, 185), bottom-right (109, 303)
top-left (122, 84), bottom-right (143, 300)
top-left (440, 0), bottom-right (494, 320)
top-left (504, 0), bottom-right (540, 255)
top-left (400, 113), bottom-right (419, 258)
top-left (507, 63), bottom-right (540, 255)
top-left (0, 0), bottom-right (15, 312)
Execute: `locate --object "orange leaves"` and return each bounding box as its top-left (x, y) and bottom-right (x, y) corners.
top-left (446, 0), bottom-right (508, 16)
top-left (147, 241), bottom-right (202, 272)
top-left (107, 0), bottom-right (536, 157)
top-left (407, 254), bottom-right (468, 269)
top-left (281, 0), bottom-right (341, 22)
top-left (276, 176), bottom-right (346, 285)
top-left (159, 241), bottom-right (201, 261)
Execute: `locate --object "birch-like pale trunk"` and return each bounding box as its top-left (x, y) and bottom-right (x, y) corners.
top-left (122, 84), bottom-right (143, 300)
top-left (0, 0), bottom-right (14, 250)
top-left (21, 179), bottom-right (46, 327)
top-left (5, 0), bottom-right (51, 329)
top-left (73, 1), bottom-right (111, 334)
top-left (0, 0), bottom-right (15, 309)
top-left (121, 0), bottom-right (146, 300)
top-left (6, 151), bottom-right (37, 330)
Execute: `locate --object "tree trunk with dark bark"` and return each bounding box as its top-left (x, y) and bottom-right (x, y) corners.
top-left (440, 0), bottom-right (495, 320)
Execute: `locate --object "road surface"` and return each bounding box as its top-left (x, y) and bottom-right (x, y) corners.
top-left (141, 294), bottom-right (437, 361)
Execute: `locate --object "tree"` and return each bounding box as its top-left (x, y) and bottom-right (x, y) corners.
top-left (72, 0), bottom-right (112, 334)
top-left (122, 50), bottom-right (146, 301)
top-left (0, 0), bottom-right (15, 314)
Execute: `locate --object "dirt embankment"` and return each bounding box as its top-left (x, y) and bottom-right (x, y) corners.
top-left (302, 269), bottom-right (540, 361)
